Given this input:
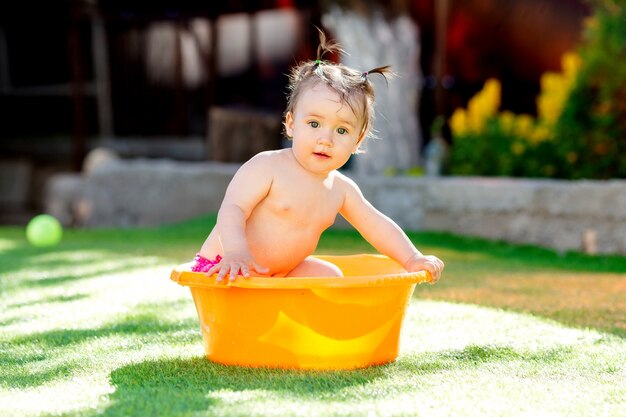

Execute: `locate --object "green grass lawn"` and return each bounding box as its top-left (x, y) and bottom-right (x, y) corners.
top-left (1, 215), bottom-right (625, 417)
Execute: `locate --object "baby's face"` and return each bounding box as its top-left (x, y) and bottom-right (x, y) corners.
top-left (285, 83), bottom-right (364, 175)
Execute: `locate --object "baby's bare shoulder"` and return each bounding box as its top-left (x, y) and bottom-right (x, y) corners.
top-left (242, 150), bottom-right (288, 172)
top-left (247, 149), bottom-right (290, 166)
top-left (332, 170), bottom-right (360, 192)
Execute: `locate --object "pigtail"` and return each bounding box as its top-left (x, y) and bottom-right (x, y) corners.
top-left (361, 65), bottom-right (393, 86)
top-left (313, 27), bottom-right (343, 75)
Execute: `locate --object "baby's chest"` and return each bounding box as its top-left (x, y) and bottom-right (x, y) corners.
top-left (263, 186), bottom-right (342, 225)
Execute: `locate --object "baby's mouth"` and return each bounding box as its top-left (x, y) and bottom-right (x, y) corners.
top-left (313, 152), bottom-right (330, 159)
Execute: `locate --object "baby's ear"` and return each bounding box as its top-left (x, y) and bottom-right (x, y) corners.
top-left (284, 112), bottom-right (294, 138)
top-left (353, 132), bottom-right (366, 153)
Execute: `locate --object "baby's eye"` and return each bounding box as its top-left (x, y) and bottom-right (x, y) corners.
top-left (308, 121), bottom-right (319, 128)
top-left (337, 127), bottom-right (348, 135)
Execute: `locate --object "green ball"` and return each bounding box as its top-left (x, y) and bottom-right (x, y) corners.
top-left (26, 214), bottom-right (63, 247)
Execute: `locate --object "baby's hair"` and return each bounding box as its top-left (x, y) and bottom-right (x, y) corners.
top-left (285, 28), bottom-right (392, 147)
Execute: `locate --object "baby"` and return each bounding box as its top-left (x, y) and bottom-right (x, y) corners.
top-left (193, 30), bottom-right (444, 283)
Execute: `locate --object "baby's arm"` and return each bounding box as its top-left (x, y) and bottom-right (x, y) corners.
top-left (205, 153), bottom-right (273, 281)
top-left (339, 177), bottom-right (444, 283)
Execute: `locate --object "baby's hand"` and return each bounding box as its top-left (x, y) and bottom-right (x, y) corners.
top-left (206, 251), bottom-right (269, 282)
top-left (405, 254), bottom-right (444, 284)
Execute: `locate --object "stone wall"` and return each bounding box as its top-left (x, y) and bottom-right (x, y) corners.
top-left (45, 159), bottom-right (626, 254)
top-left (45, 159), bottom-right (238, 228)
top-left (356, 176), bottom-right (626, 255)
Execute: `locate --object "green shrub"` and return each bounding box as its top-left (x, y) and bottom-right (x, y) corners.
top-left (447, 0), bottom-right (626, 179)
top-left (552, 0), bottom-right (626, 178)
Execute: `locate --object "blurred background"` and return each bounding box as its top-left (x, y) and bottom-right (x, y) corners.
top-left (0, 0), bottom-right (603, 224)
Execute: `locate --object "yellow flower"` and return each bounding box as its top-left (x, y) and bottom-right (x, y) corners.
top-left (467, 95), bottom-right (483, 131)
top-left (450, 108), bottom-right (468, 136)
top-left (561, 52), bottom-right (581, 81)
top-left (449, 78), bottom-right (502, 137)
top-left (482, 78), bottom-right (502, 114)
top-left (530, 124), bottom-right (553, 143)
top-left (540, 72), bottom-right (564, 93)
top-left (499, 111), bottom-right (516, 133)
top-left (515, 114), bottom-right (534, 138)
top-left (466, 78), bottom-right (502, 133)
top-left (537, 54), bottom-right (579, 125)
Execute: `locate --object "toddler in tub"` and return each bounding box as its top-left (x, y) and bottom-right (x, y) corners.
top-left (192, 30), bottom-right (444, 283)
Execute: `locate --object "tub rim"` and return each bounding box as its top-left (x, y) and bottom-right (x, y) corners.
top-left (170, 254), bottom-right (431, 289)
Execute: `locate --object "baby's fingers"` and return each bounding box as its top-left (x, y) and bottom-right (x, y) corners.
top-left (251, 262), bottom-right (269, 276)
top-left (234, 261), bottom-right (268, 279)
top-left (239, 264), bottom-right (251, 278)
top-left (229, 262), bottom-right (244, 281)
top-left (206, 260), bottom-right (269, 282)
top-left (205, 260), bottom-right (240, 282)
top-left (426, 257), bottom-right (444, 284)
top-left (216, 265), bottom-right (231, 282)
top-left (205, 264), bottom-right (220, 277)
top-left (422, 264), bottom-right (435, 283)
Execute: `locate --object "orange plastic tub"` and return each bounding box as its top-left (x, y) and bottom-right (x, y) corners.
top-left (170, 254), bottom-right (431, 370)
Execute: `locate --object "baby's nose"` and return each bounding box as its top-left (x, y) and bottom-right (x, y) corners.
top-left (317, 130), bottom-right (333, 146)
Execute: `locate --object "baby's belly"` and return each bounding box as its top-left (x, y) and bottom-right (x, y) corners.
top-left (246, 222), bottom-right (322, 276)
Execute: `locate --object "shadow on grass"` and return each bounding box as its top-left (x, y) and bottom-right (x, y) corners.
top-left (416, 297), bottom-right (626, 340)
top-left (1, 302), bottom-right (198, 388)
top-left (0, 245), bottom-right (171, 287)
top-left (0, 255), bottom-right (154, 291)
top-left (93, 343), bottom-right (581, 417)
top-left (9, 316), bottom-right (190, 349)
top-left (98, 357), bottom-right (387, 417)
top-left (395, 344), bottom-right (575, 374)
top-left (1, 251), bottom-right (169, 294)
top-left (8, 293), bottom-right (90, 309)
top-left (8, 271), bottom-right (113, 291)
